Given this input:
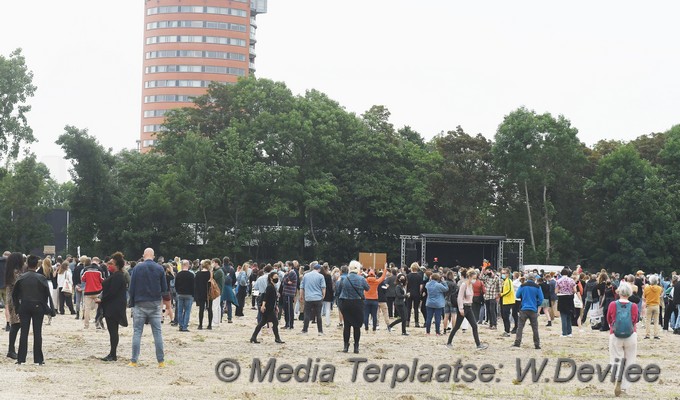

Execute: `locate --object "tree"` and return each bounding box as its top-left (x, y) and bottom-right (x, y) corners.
top-left (56, 126), bottom-right (116, 255)
top-left (0, 154), bottom-right (52, 252)
top-left (0, 49), bottom-right (37, 162)
top-left (493, 107), bottom-right (586, 263)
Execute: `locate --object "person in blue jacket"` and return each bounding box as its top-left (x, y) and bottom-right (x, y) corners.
top-left (512, 272), bottom-right (544, 349)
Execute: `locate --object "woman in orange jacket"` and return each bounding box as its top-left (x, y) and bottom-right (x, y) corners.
top-left (364, 269), bottom-right (386, 331)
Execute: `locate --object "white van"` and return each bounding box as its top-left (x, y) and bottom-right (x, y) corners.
top-left (521, 264), bottom-right (565, 274)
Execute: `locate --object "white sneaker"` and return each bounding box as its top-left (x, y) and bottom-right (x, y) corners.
top-left (567, 334), bottom-right (573, 337)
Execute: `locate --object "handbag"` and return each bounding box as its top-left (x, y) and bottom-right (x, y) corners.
top-left (62, 271), bottom-right (73, 295)
top-left (208, 270), bottom-right (221, 301)
top-left (573, 293), bottom-right (583, 309)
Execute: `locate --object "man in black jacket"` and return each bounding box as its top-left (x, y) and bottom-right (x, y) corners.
top-left (73, 258), bottom-right (85, 320)
top-left (175, 260), bottom-right (195, 332)
top-left (12, 255), bottom-right (54, 365)
top-left (673, 277), bottom-right (680, 334)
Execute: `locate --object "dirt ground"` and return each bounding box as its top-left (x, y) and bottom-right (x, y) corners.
top-left (1, 304), bottom-right (678, 400)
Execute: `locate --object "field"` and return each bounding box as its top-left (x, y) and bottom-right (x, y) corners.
top-left (1, 304), bottom-right (678, 400)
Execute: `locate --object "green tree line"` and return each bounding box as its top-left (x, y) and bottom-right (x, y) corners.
top-left (2, 48), bottom-right (679, 273)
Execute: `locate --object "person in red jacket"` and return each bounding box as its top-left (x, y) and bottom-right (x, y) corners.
top-left (363, 268), bottom-right (386, 331)
top-left (81, 258), bottom-right (103, 329)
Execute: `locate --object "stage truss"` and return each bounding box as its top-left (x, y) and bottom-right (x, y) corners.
top-left (400, 234), bottom-right (525, 270)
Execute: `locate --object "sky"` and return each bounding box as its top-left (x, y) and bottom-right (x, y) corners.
top-left (1, 1), bottom-right (679, 182)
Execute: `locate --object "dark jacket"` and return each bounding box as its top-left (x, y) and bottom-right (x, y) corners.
top-left (0, 256), bottom-right (6, 289)
top-left (175, 270), bottom-right (195, 296)
top-left (673, 281), bottom-right (680, 306)
top-left (385, 275), bottom-right (397, 298)
top-left (73, 263), bottom-right (84, 286)
top-left (194, 270), bottom-right (211, 303)
top-left (394, 284), bottom-right (407, 306)
top-left (213, 267), bottom-right (225, 294)
top-left (261, 283), bottom-right (278, 320)
top-left (323, 273), bottom-right (334, 302)
top-left (101, 271), bottom-right (128, 326)
top-left (128, 259), bottom-right (167, 306)
top-left (406, 272), bottom-right (422, 298)
top-left (12, 270), bottom-right (53, 315)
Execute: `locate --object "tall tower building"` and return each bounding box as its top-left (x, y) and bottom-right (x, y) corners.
top-left (140, 0), bottom-right (267, 152)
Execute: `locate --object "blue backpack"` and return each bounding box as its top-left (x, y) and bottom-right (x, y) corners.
top-left (613, 301), bottom-right (634, 338)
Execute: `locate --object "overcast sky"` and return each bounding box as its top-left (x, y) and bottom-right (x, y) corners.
top-left (2, 1), bottom-right (679, 182)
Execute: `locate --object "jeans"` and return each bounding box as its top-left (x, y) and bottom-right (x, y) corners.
top-left (674, 305), bottom-right (680, 330)
top-left (485, 299), bottom-right (498, 327)
top-left (176, 294), bottom-right (193, 330)
top-left (425, 306), bottom-right (443, 334)
top-left (514, 310), bottom-right (540, 347)
top-left (302, 300), bottom-right (323, 333)
top-left (224, 300), bottom-right (233, 321)
top-left (283, 295), bottom-right (295, 328)
top-left (74, 289), bottom-right (83, 314)
top-left (131, 301), bottom-right (164, 363)
top-left (18, 304), bottom-right (44, 364)
top-left (363, 300), bottom-right (379, 330)
top-left (560, 312), bottom-right (573, 336)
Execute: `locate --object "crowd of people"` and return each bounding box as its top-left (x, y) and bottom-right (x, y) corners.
top-left (1, 250), bottom-right (678, 397)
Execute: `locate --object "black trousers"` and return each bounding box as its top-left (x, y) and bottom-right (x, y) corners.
top-left (343, 323), bottom-right (361, 344)
top-left (251, 314), bottom-right (281, 341)
top-left (447, 305), bottom-right (480, 346)
top-left (406, 296), bottom-right (420, 324)
top-left (501, 303), bottom-right (513, 333)
top-left (663, 302), bottom-right (676, 330)
top-left (386, 297), bottom-right (395, 318)
top-left (512, 301), bottom-right (520, 330)
top-left (18, 306), bottom-right (44, 364)
top-left (236, 286), bottom-right (247, 316)
top-left (58, 288), bottom-right (75, 314)
top-left (581, 300), bottom-right (592, 324)
top-left (388, 304), bottom-right (407, 334)
top-left (198, 299), bottom-right (213, 327)
top-left (105, 316), bottom-right (120, 357)
top-left (302, 300), bottom-right (323, 333)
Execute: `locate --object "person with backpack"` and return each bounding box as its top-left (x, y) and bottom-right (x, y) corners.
top-left (606, 282), bottom-right (639, 397)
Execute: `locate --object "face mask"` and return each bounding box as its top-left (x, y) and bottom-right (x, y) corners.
top-left (501, 274), bottom-right (506, 280)
top-left (272, 279), bottom-right (279, 284)
top-left (471, 279), bottom-right (477, 284)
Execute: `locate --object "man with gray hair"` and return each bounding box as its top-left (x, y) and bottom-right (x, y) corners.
top-left (512, 272), bottom-right (544, 350)
top-left (174, 260), bottom-right (195, 332)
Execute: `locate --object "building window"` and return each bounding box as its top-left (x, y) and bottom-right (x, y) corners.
top-left (145, 50), bottom-right (247, 61)
top-left (145, 80), bottom-right (216, 88)
top-left (144, 109), bottom-right (168, 118)
top-left (147, 6), bottom-right (248, 18)
top-left (147, 20), bottom-right (247, 32)
top-left (146, 65), bottom-right (246, 76)
top-left (143, 124), bottom-right (167, 133)
top-left (146, 35), bottom-right (246, 47)
top-left (142, 139), bottom-right (157, 148)
top-left (144, 95), bottom-right (193, 103)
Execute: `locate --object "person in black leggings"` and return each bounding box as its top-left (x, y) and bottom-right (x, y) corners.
top-left (446, 270), bottom-right (488, 350)
top-left (99, 252), bottom-right (128, 361)
top-left (387, 274), bottom-right (409, 335)
top-left (194, 260), bottom-right (213, 329)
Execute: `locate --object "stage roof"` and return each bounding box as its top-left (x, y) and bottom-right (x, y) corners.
top-left (420, 234), bottom-right (507, 241)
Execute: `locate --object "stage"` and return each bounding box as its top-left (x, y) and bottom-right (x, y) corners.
top-left (399, 234), bottom-right (524, 270)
